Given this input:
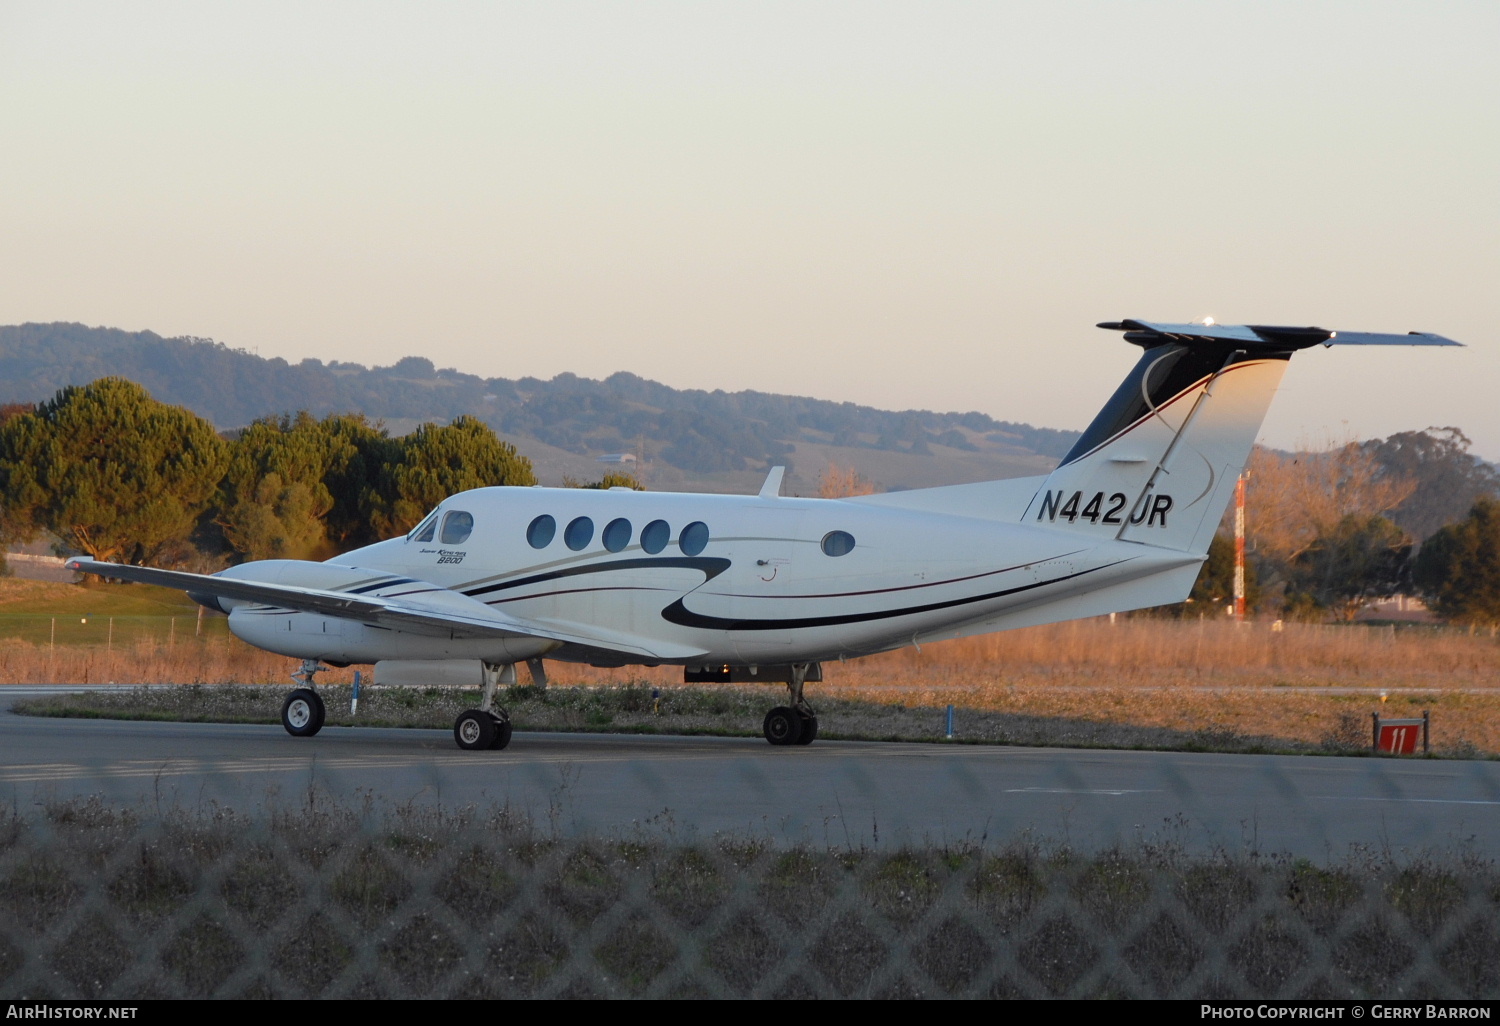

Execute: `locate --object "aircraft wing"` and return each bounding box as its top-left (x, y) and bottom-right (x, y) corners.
top-left (65, 559), bottom-right (704, 661)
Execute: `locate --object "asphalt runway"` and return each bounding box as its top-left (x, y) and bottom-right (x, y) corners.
top-left (4, 699), bottom-right (1499, 859)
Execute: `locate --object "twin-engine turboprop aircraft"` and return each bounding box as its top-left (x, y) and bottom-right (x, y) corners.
top-left (69, 320), bottom-right (1459, 750)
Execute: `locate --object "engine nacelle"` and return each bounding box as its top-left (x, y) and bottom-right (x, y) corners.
top-left (226, 607), bottom-right (560, 664)
top-left (214, 559), bottom-right (561, 665)
top-left (204, 560), bottom-right (393, 613)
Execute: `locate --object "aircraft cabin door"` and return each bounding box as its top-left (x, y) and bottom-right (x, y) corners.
top-left (729, 508), bottom-right (805, 658)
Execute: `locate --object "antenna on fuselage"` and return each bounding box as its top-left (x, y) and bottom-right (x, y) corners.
top-left (758, 466), bottom-right (786, 499)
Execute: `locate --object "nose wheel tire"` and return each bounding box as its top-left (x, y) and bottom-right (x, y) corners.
top-left (282, 689), bottom-right (325, 737)
top-left (795, 713), bottom-right (818, 745)
top-left (763, 706), bottom-right (804, 746)
top-left (455, 709), bottom-right (498, 750)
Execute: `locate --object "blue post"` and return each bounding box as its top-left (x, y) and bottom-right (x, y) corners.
top-left (945, 704), bottom-right (954, 739)
top-left (351, 670), bottom-right (362, 716)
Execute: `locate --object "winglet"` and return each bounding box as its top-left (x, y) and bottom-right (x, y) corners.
top-left (758, 465), bottom-right (786, 499)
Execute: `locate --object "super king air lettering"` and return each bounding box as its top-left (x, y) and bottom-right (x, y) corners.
top-left (1036, 490), bottom-right (1173, 527)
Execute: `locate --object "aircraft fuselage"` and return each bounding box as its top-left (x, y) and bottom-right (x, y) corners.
top-left (221, 484), bottom-right (1198, 668)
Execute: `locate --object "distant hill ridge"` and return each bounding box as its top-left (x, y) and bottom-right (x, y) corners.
top-left (0, 322), bottom-right (1078, 492)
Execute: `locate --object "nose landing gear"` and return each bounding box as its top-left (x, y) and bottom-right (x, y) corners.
top-left (281, 659), bottom-right (328, 737)
top-left (282, 688), bottom-right (326, 736)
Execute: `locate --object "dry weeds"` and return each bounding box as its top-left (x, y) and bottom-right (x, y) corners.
top-left (1, 796), bottom-right (1496, 999)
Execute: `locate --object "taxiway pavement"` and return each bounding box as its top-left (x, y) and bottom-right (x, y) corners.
top-left (4, 701), bottom-right (1497, 858)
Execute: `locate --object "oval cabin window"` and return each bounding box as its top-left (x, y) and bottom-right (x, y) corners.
top-left (821, 530), bottom-right (855, 557)
top-left (679, 521), bottom-right (710, 556)
top-left (602, 518), bottom-right (632, 553)
top-left (565, 516), bottom-right (594, 551)
top-left (526, 514), bottom-right (556, 549)
top-left (640, 519), bottom-right (670, 554)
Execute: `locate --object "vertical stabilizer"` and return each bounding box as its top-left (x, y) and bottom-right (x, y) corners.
top-left (1023, 334), bottom-right (1289, 555)
top-left (1023, 319), bottom-right (1460, 556)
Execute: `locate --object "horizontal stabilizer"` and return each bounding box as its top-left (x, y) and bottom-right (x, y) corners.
top-left (1322, 330), bottom-right (1463, 347)
top-left (1097, 320), bottom-right (1462, 350)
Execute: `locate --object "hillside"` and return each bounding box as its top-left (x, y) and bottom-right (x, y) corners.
top-left (0, 322), bottom-right (1075, 493)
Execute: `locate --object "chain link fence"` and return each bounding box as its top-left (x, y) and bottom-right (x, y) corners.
top-left (2, 751), bottom-right (1499, 999)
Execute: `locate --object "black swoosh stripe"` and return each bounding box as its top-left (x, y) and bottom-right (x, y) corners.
top-left (661, 561), bottom-right (1127, 632)
top-left (346, 577), bottom-right (419, 595)
top-left (705, 550), bottom-right (1087, 601)
top-left (463, 557), bottom-right (731, 599)
top-left (486, 585), bottom-right (675, 605)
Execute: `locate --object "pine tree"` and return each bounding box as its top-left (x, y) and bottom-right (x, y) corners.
top-left (374, 416), bottom-right (536, 536)
top-left (1287, 514), bottom-right (1412, 621)
top-left (1413, 498), bottom-right (1500, 627)
top-left (217, 413), bottom-right (339, 561)
top-left (0, 378), bottom-right (228, 564)
top-left (318, 414), bottom-right (399, 549)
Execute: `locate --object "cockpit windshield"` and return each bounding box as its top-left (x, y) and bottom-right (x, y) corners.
top-left (440, 510), bottom-right (474, 544)
top-left (409, 510), bottom-right (439, 543)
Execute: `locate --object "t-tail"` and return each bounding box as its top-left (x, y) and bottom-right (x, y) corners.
top-left (1023, 320), bottom-right (1461, 556)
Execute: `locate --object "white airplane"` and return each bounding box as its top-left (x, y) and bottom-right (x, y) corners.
top-left (68, 320), bottom-right (1459, 750)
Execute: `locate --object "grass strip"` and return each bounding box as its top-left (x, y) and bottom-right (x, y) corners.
top-left (8, 682), bottom-right (1487, 758)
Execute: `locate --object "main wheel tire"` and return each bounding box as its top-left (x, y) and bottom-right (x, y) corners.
top-left (795, 714), bottom-right (819, 745)
top-left (489, 714), bottom-right (513, 751)
top-left (763, 706), bottom-right (804, 746)
top-left (454, 709), bottom-right (497, 750)
top-left (282, 689), bottom-right (325, 737)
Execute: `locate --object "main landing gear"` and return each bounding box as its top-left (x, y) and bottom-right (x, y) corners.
top-left (281, 659), bottom-right (328, 737)
top-left (453, 661), bottom-right (514, 751)
top-left (278, 659), bottom-right (523, 750)
top-left (763, 662), bottom-right (817, 747)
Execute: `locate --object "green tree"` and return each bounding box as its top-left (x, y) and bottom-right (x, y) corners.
top-left (563, 471), bottom-right (645, 490)
top-left (318, 414), bottom-right (399, 550)
top-left (0, 378), bottom-right (228, 565)
top-left (1170, 533), bottom-right (1260, 617)
top-left (1413, 497), bottom-right (1500, 626)
top-left (374, 415), bottom-right (535, 536)
top-left (1364, 427), bottom-right (1500, 543)
top-left (1286, 514), bottom-right (1412, 622)
top-left (0, 403), bottom-right (36, 575)
top-left (217, 413), bottom-right (339, 561)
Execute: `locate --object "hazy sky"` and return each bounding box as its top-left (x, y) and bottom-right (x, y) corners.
top-left (3, 2), bottom-right (1497, 458)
